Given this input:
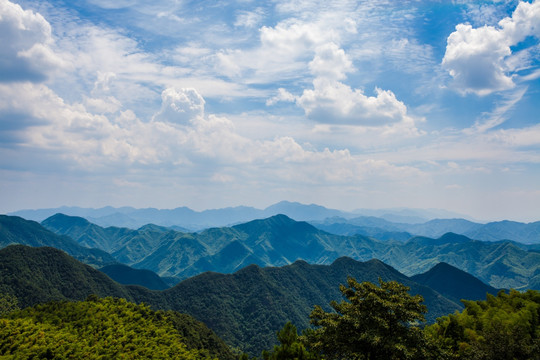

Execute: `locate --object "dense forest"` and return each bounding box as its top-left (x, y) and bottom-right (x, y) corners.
top-left (1, 280), bottom-right (539, 359)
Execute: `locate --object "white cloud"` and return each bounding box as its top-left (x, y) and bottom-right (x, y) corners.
top-left (296, 79), bottom-right (414, 126)
top-left (152, 88), bottom-right (205, 125)
top-left (443, 0), bottom-right (540, 96)
top-left (0, 0), bottom-right (65, 82)
top-left (309, 42), bottom-right (353, 81)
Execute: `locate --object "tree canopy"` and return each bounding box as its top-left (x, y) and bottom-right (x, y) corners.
top-left (304, 277), bottom-right (430, 360)
top-left (425, 289), bottom-right (540, 360)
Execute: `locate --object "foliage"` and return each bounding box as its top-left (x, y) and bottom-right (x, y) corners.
top-left (262, 322), bottom-right (319, 360)
top-left (304, 277), bottom-right (430, 360)
top-left (0, 296), bottom-right (229, 359)
top-left (0, 293), bottom-right (19, 317)
top-left (425, 289), bottom-right (540, 360)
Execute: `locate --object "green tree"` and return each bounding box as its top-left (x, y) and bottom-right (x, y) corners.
top-left (262, 322), bottom-right (319, 360)
top-left (425, 289), bottom-right (540, 360)
top-left (304, 277), bottom-right (429, 360)
top-left (0, 293), bottom-right (19, 317)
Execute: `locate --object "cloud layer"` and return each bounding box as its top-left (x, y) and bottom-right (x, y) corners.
top-left (0, 0), bottom-right (539, 221)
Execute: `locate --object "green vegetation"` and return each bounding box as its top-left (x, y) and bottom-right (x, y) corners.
top-left (0, 297), bottom-right (234, 359)
top-left (426, 289), bottom-right (540, 359)
top-left (262, 281), bottom-right (539, 360)
top-left (262, 322), bottom-right (319, 360)
top-left (41, 213), bottom-right (540, 290)
top-left (0, 215), bottom-right (116, 267)
top-left (304, 278), bottom-right (429, 360)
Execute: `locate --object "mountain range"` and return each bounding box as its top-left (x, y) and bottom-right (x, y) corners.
top-left (0, 244), bottom-right (482, 355)
top-left (10, 201), bottom-right (468, 230)
top-left (40, 213), bottom-right (540, 290)
top-left (10, 202), bottom-right (540, 244)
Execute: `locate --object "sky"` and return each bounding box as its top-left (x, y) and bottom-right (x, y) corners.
top-left (1, 0), bottom-right (539, 222)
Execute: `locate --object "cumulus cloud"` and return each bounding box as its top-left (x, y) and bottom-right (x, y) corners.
top-left (0, 0), bottom-right (64, 82)
top-left (443, 0), bottom-right (540, 95)
top-left (296, 79), bottom-right (412, 126)
top-left (152, 88), bottom-right (205, 125)
top-left (267, 42), bottom-right (418, 129)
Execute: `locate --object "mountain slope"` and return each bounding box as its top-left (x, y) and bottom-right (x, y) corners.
top-left (165, 257), bottom-right (461, 355)
top-left (0, 215), bottom-right (116, 267)
top-left (40, 213), bottom-right (540, 289)
top-left (99, 264), bottom-right (169, 290)
top-left (0, 245), bottom-right (132, 308)
top-left (0, 296), bottom-right (234, 360)
top-left (0, 244), bottom-right (461, 357)
top-left (411, 262), bottom-right (500, 304)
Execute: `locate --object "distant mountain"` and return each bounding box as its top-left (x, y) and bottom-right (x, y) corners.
top-left (314, 216), bottom-right (540, 244)
top-left (464, 220), bottom-right (540, 244)
top-left (41, 213), bottom-right (540, 290)
top-left (0, 215), bottom-right (116, 267)
top-left (12, 201), bottom-right (471, 230)
top-left (411, 262), bottom-right (500, 304)
top-left (99, 264), bottom-right (169, 290)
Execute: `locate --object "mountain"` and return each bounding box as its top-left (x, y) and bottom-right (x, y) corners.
top-left (164, 257), bottom-right (461, 355)
top-left (314, 216), bottom-right (540, 244)
top-left (0, 215), bottom-right (116, 267)
top-left (0, 296), bottom-right (234, 360)
top-left (411, 262), bottom-right (500, 305)
top-left (40, 213), bottom-right (540, 289)
top-left (0, 245), bottom-right (132, 308)
top-left (99, 264), bottom-right (169, 290)
top-left (464, 220), bottom-right (540, 244)
top-left (0, 244), bottom-right (461, 356)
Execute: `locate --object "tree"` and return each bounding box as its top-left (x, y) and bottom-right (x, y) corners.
top-left (425, 289), bottom-right (540, 360)
top-left (304, 277), bottom-right (429, 360)
top-left (0, 292), bottom-right (19, 317)
top-left (262, 322), bottom-right (319, 360)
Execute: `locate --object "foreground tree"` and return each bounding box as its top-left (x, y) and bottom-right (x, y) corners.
top-left (303, 277), bottom-right (430, 360)
top-left (425, 289), bottom-right (540, 360)
top-left (262, 322), bottom-right (319, 360)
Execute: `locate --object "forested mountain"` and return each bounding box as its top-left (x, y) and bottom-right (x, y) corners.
top-left (99, 264), bottom-right (170, 291)
top-left (162, 257), bottom-right (461, 354)
top-left (0, 245), bottom-right (134, 308)
top-left (312, 216), bottom-right (540, 244)
top-left (42, 213), bottom-right (540, 289)
top-left (0, 215), bottom-right (116, 267)
top-left (411, 262), bottom-right (499, 304)
top-left (0, 245), bottom-right (462, 356)
top-left (0, 297), bottom-right (234, 360)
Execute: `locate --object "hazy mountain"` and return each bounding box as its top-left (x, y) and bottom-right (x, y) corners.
top-left (0, 215), bottom-right (116, 267)
top-left (411, 262), bottom-right (500, 304)
top-left (11, 201), bottom-right (472, 230)
top-left (316, 216), bottom-right (540, 244)
top-left (464, 220), bottom-right (540, 244)
top-left (99, 264), bottom-right (169, 290)
top-left (41, 213), bottom-right (540, 289)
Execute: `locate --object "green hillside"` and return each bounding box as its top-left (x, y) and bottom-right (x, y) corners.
top-left (0, 215), bottom-right (116, 267)
top-left (0, 297), bottom-right (234, 360)
top-left (41, 213), bottom-right (540, 289)
top-left (0, 245), bottom-right (460, 357)
top-left (0, 245), bottom-right (133, 308)
top-left (164, 257), bottom-right (461, 355)
top-left (411, 262), bottom-right (499, 304)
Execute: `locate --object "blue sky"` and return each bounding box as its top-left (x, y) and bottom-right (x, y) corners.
top-left (1, 0), bottom-right (539, 221)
